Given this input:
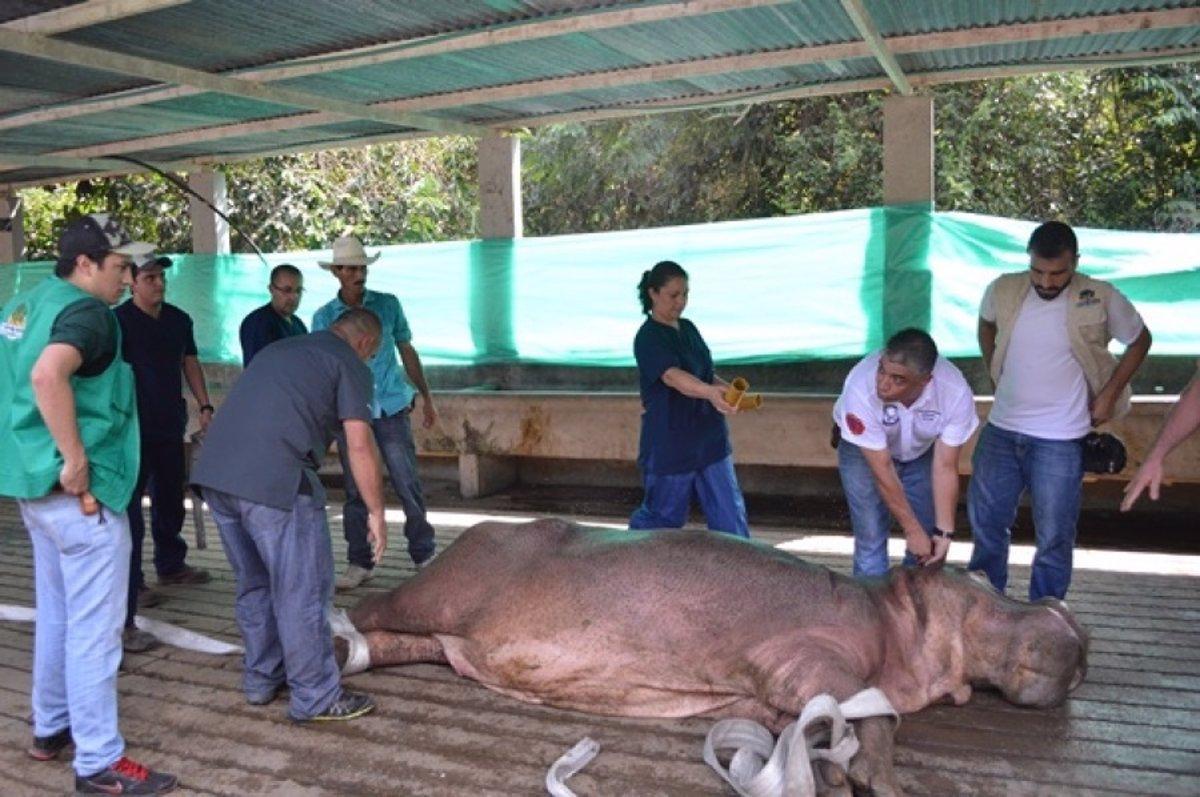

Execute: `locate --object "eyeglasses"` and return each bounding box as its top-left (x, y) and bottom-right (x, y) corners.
top-left (270, 284), bottom-right (304, 295)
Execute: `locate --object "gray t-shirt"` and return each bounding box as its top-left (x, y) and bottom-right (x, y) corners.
top-left (192, 330), bottom-right (373, 509)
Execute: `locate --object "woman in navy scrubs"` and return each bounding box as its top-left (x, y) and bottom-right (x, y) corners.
top-left (628, 260), bottom-right (750, 537)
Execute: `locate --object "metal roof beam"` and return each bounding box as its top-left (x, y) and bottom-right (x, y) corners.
top-left (0, 27), bottom-right (487, 137)
top-left (838, 0), bottom-right (911, 94)
top-left (0, 151), bottom-right (176, 172)
top-left (1, 0), bottom-right (188, 35)
top-left (0, 0), bottom-right (789, 132)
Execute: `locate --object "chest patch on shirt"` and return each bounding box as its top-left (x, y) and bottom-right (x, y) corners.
top-left (917, 410), bottom-right (941, 423)
top-left (881, 404), bottom-right (900, 426)
top-left (845, 413), bottom-right (865, 435)
top-left (0, 303), bottom-right (26, 341)
top-left (1075, 289), bottom-right (1101, 308)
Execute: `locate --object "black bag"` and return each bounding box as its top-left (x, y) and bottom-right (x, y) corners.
top-left (1082, 432), bottom-right (1127, 475)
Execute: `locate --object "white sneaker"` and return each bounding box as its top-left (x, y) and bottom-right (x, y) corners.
top-left (335, 565), bottom-right (374, 591)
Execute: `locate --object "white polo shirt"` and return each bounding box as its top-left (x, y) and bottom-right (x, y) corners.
top-left (833, 352), bottom-right (980, 462)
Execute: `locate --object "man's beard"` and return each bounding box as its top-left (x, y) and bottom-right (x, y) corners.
top-left (1032, 276), bottom-right (1071, 301)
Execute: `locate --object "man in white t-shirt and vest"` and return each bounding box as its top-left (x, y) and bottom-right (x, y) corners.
top-left (968, 221), bottom-right (1152, 601)
top-left (833, 328), bottom-right (979, 577)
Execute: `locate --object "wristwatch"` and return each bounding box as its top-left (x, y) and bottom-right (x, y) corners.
top-left (931, 527), bottom-right (954, 540)
top-left (199, 404), bottom-right (215, 414)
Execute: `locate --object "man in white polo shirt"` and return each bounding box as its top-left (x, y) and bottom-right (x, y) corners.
top-left (968, 220), bottom-right (1151, 601)
top-left (833, 328), bottom-right (979, 578)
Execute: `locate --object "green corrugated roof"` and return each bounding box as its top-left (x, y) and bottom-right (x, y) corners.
top-left (1, 0), bottom-right (1197, 186)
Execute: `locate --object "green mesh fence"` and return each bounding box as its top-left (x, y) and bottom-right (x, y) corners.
top-left (3, 207), bottom-right (1197, 366)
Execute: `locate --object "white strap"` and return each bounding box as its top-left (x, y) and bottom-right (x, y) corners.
top-left (545, 737), bottom-right (600, 797)
top-left (0, 603), bottom-right (241, 655)
top-left (328, 607), bottom-right (371, 675)
top-left (703, 688), bottom-right (897, 797)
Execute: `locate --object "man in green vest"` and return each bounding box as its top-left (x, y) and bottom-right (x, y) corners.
top-left (0, 213), bottom-right (177, 795)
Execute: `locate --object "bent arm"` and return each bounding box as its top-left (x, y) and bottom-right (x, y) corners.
top-left (662, 367), bottom-right (735, 413)
top-left (1092, 326), bottom-right (1152, 425)
top-left (30, 343), bottom-right (88, 494)
top-left (343, 418), bottom-right (387, 562)
top-left (859, 445), bottom-right (930, 557)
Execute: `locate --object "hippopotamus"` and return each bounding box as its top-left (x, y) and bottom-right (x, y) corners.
top-left (338, 519), bottom-right (1088, 794)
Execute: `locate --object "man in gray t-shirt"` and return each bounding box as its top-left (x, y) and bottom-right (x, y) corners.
top-left (192, 308), bottom-right (388, 722)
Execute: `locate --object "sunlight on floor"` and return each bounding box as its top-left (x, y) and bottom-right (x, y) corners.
top-left (182, 500), bottom-right (1200, 578)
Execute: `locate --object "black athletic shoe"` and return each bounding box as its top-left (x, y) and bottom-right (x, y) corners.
top-left (297, 690), bottom-right (375, 722)
top-left (27, 726), bottom-right (72, 761)
top-left (75, 756), bottom-right (178, 794)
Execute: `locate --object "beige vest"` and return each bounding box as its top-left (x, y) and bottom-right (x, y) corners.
top-left (988, 271), bottom-right (1132, 420)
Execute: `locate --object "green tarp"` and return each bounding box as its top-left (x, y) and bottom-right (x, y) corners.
top-left (2, 208), bottom-right (1196, 366)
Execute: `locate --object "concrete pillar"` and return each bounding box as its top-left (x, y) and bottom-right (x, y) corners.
top-left (880, 94), bottom-right (934, 338)
top-left (478, 133), bottom-right (522, 239)
top-left (0, 192), bottom-right (25, 264)
top-left (458, 453), bottom-right (517, 499)
top-left (187, 168), bottom-right (230, 254)
top-left (883, 95), bottom-right (933, 206)
top-left (470, 133), bottom-right (520, 366)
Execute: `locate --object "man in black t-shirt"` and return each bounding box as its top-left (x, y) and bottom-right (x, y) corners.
top-left (114, 252), bottom-right (214, 652)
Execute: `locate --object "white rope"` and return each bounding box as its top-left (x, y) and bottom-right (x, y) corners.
top-left (0, 603), bottom-right (241, 655)
top-left (545, 737), bottom-right (600, 797)
top-left (703, 687), bottom-right (898, 797)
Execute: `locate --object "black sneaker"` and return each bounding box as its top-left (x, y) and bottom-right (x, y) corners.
top-left (298, 690), bottom-right (375, 722)
top-left (27, 726), bottom-right (72, 761)
top-left (75, 756), bottom-right (177, 795)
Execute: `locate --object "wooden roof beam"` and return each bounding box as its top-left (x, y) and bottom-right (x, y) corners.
top-left (0, 0), bottom-right (789, 132)
top-left (0, 27), bottom-right (487, 137)
top-left (838, 0), bottom-right (911, 94)
top-left (1, 0), bottom-right (188, 35)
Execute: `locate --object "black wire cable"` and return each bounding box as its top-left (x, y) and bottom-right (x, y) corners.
top-left (104, 154), bottom-right (269, 267)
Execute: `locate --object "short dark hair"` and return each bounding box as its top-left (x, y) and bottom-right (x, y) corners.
top-left (270, 263), bottom-right (302, 283)
top-left (637, 260), bottom-right (688, 315)
top-left (1027, 221), bottom-right (1078, 259)
top-left (54, 251), bottom-right (106, 278)
top-left (883, 328), bottom-right (938, 376)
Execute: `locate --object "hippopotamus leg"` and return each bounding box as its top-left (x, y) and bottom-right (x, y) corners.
top-left (845, 715), bottom-right (902, 797)
top-left (333, 629), bottom-right (448, 672)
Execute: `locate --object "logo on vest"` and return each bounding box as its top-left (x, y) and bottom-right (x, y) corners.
top-left (0, 303), bottom-right (26, 341)
top-left (881, 404), bottom-right (900, 426)
top-left (1075, 288), bottom-right (1101, 308)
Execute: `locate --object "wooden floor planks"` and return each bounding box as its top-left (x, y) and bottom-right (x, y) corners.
top-left (0, 498), bottom-right (1197, 796)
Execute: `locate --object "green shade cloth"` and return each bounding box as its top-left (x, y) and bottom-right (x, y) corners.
top-left (3, 208), bottom-right (1196, 366)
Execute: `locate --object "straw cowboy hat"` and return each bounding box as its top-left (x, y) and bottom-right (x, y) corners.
top-left (319, 235), bottom-right (381, 269)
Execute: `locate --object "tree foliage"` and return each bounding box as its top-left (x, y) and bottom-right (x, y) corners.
top-left (17, 65), bottom-right (1198, 258)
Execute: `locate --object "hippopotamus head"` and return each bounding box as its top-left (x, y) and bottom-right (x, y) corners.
top-left (885, 566), bottom-right (1088, 711)
top-left (957, 570), bottom-right (1088, 708)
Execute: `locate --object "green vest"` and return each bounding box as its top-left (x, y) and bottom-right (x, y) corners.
top-left (0, 277), bottom-right (140, 509)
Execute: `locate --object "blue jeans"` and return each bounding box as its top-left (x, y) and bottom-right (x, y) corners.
top-left (967, 423), bottom-right (1084, 601)
top-left (837, 439), bottom-right (935, 578)
top-left (204, 487), bottom-right (341, 720)
top-left (125, 437), bottom-right (189, 627)
top-left (338, 410), bottom-right (435, 568)
top-left (629, 454), bottom-right (750, 537)
top-left (20, 493), bottom-right (130, 776)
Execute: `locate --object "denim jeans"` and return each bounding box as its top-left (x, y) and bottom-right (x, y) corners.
top-left (20, 493), bottom-right (130, 776)
top-left (204, 487), bottom-right (341, 720)
top-left (629, 454), bottom-right (750, 537)
top-left (125, 437), bottom-right (189, 627)
top-left (967, 423), bottom-right (1084, 601)
top-left (337, 410), bottom-right (435, 568)
top-left (837, 439), bottom-right (935, 578)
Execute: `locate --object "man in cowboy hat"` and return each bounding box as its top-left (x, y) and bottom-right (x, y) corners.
top-left (312, 234), bottom-right (439, 589)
